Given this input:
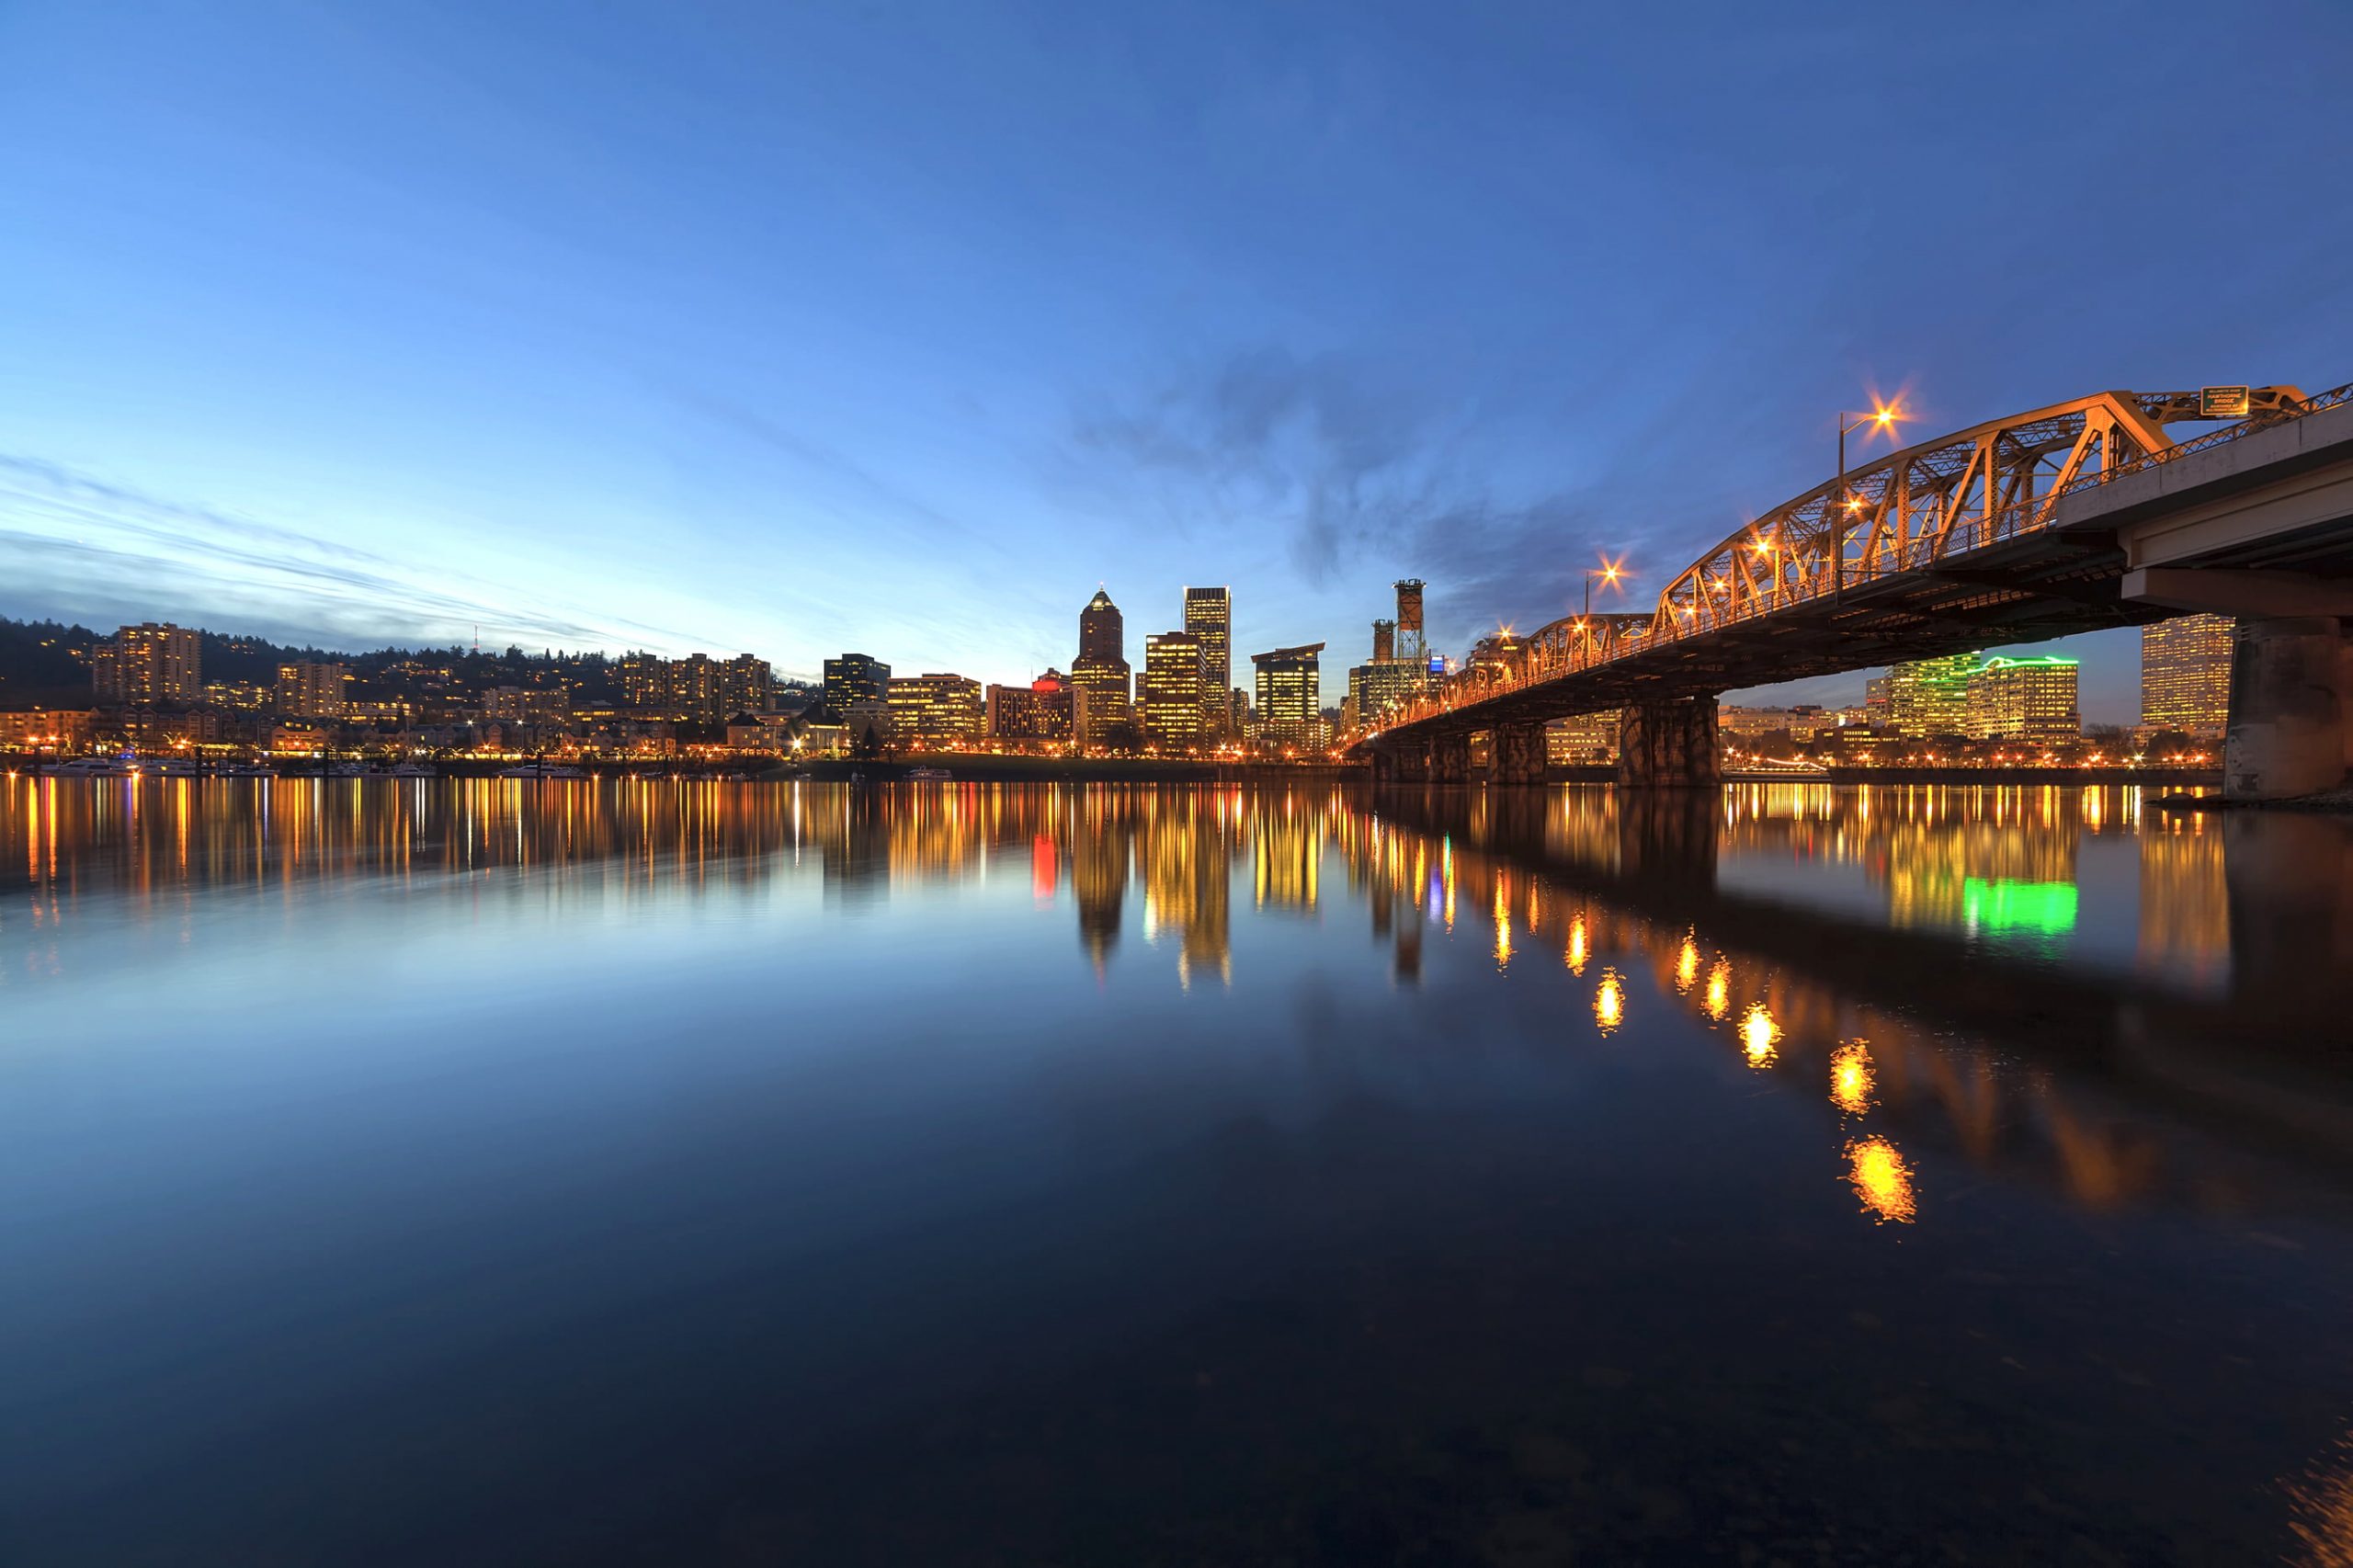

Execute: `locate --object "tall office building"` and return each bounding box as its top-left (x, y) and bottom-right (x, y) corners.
top-left (2141, 613), bottom-right (2233, 735)
top-left (1252, 642), bottom-right (1324, 748)
top-left (91, 622), bottom-right (200, 706)
top-left (1071, 589), bottom-right (1132, 737)
top-left (1078, 588), bottom-right (1124, 663)
top-left (1139, 631), bottom-right (1206, 748)
top-left (1183, 587), bottom-right (1232, 733)
top-left (823, 653), bottom-right (892, 721)
top-left (1967, 654), bottom-right (2080, 741)
top-left (1885, 652), bottom-right (1975, 737)
top-left (276, 661), bottom-right (350, 720)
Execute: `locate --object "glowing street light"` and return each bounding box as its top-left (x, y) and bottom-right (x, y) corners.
top-left (1835, 400), bottom-right (1905, 597)
top-left (1580, 557), bottom-right (1630, 664)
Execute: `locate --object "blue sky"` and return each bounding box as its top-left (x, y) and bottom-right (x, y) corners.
top-left (3, 1), bottom-right (2348, 720)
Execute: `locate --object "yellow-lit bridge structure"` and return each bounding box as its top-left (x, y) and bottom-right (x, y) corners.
top-left (1358, 381), bottom-right (2353, 799)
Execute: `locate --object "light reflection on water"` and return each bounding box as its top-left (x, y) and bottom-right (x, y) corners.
top-left (4, 776), bottom-right (2353, 1563)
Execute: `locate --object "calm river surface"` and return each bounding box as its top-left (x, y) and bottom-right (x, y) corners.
top-left (5, 778), bottom-right (2353, 1565)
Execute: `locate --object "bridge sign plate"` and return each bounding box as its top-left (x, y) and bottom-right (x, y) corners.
top-left (2200, 385), bottom-right (2252, 418)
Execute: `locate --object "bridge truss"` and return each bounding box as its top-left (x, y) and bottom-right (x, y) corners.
top-left (1369, 381), bottom-right (2346, 740)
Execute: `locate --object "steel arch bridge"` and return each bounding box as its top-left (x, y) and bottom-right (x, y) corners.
top-left (1358, 380), bottom-right (2352, 783)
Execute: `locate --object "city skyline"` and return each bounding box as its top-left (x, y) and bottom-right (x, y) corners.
top-left (6, 6), bottom-right (2349, 724)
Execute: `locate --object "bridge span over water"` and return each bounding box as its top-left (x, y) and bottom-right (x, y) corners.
top-left (1358, 382), bottom-right (2353, 799)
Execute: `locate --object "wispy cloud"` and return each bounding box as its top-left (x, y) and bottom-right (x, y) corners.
top-left (0, 456), bottom-right (709, 653)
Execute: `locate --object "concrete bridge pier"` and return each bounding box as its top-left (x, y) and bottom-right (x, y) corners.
top-left (1372, 738), bottom-right (1430, 785)
top-left (2224, 616), bottom-right (2351, 801)
top-left (1431, 732), bottom-right (1472, 784)
top-left (1493, 721), bottom-right (1549, 785)
top-left (1617, 697), bottom-right (1721, 789)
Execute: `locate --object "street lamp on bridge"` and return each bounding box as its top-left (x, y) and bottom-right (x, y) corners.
top-left (1834, 402), bottom-right (1904, 596)
top-left (1579, 558), bottom-right (1629, 665)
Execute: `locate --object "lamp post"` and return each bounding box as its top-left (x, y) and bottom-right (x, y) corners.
top-left (1580, 561), bottom-right (1625, 668)
top-left (1834, 404), bottom-right (1899, 597)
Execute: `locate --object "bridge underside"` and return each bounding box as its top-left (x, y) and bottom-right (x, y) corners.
top-left (1364, 525), bottom-right (2167, 777)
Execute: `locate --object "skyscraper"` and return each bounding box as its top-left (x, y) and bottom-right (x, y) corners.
top-left (1183, 586), bottom-right (1232, 734)
top-left (1966, 654), bottom-right (2080, 741)
top-left (1139, 631), bottom-right (1205, 748)
top-left (92, 622), bottom-right (200, 706)
top-left (1071, 589), bottom-right (1132, 737)
top-left (1252, 642), bottom-right (1324, 748)
top-left (823, 653), bottom-right (892, 721)
top-left (1078, 588), bottom-right (1124, 663)
top-left (2141, 613), bottom-right (2234, 736)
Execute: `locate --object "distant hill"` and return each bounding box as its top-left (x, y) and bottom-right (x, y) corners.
top-left (0, 615), bottom-right (814, 711)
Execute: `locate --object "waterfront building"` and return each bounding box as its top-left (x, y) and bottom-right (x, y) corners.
top-left (1139, 632), bottom-right (1206, 749)
top-left (823, 653), bottom-right (892, 722)
top-left (1864, 674), bottom-right (1891, 721)
top-left (1718, 703), bottom-right (1829, 740)
top-left (885, 674), bottom-right (983, 744)
top-left (1183, 587), bottom-right (1232, 735)
top-left (276, 661), bottom-right (350, 720)
top-left (1251, 642), bottom-right (1324, 749)
top-left (842, 697), bottom-right (892, 751)
top-left (1885, 653), bottom-right (1975, 736)
top-left (1070, 590), bottom-right (1132, 737)
top-left (91, 622), bottom-right (199, 706)
top-left (2140, 613), bottom-right (2233, 736)
top-left (1546, 710), bottom-right (1620, 765)
top-left (1967, 654), bottom-right (2080, 742)
top-left (986, 670), bottom-right (1075, 742)
top-left (0, 708), bottom-right (94, 751)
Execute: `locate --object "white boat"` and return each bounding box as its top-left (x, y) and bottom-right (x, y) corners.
top-left (389, 761), bottom-right (437, 779)
top-left (904, 767), bottom-right (952, 781)
top-left (330, 762), bottom-right (380, 778)
top-left (41, 756), bottom-right (133, 777)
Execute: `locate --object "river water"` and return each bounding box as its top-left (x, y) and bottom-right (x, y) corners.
top-left (4, 777), bottom-right (2352, 1564)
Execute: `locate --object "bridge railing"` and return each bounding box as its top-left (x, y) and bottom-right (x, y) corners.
top-left (1368, 380), bottom-right (2353, 738)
